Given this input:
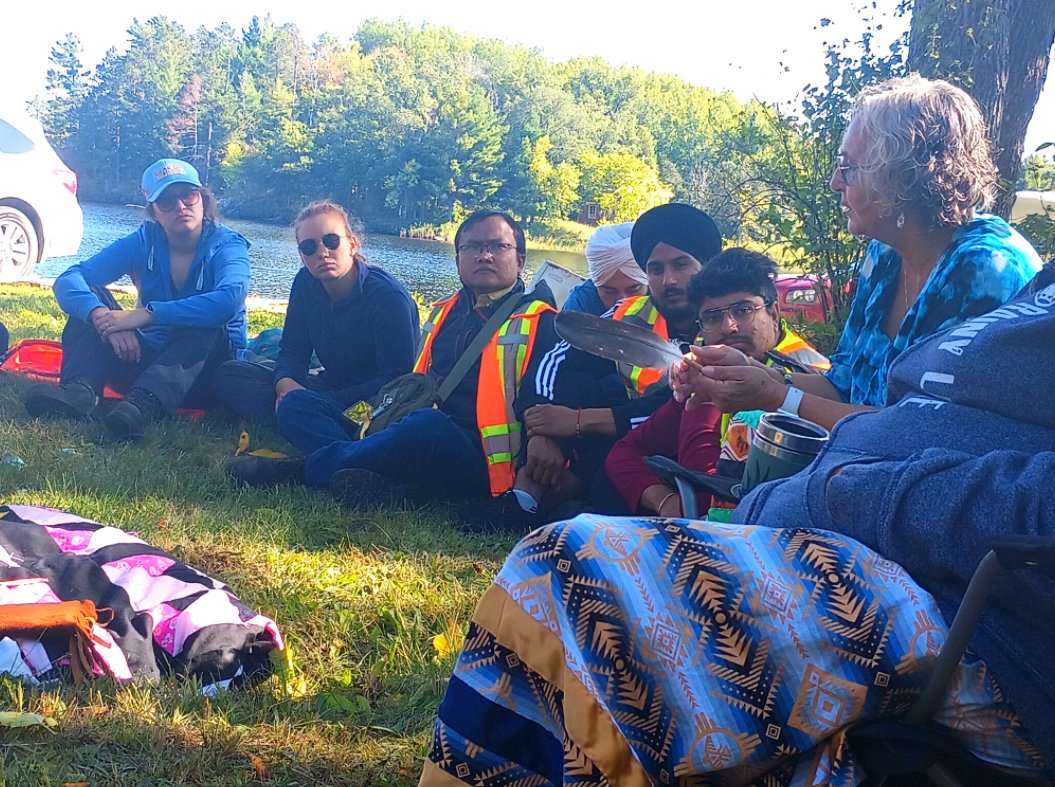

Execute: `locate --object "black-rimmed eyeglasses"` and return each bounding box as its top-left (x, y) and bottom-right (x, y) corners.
top-left (297, 233), bottom-right (345, 256)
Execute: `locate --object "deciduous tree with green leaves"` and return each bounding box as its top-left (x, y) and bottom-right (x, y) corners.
top-left (907, 0), bottom-right (1055, 217)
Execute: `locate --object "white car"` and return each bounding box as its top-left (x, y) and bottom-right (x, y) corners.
top-left (0, 109), bottom-right (84, 281)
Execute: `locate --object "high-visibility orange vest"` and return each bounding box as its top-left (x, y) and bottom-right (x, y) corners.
top-left (611, 295), bottom-right (669, 396)
top-left (414, 293), bottom-right (555, 496)
top-left (773, 328), bottom-right (831, 371)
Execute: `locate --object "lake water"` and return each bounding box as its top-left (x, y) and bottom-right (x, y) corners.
top-left (35, 203), bottom-right (589, 303)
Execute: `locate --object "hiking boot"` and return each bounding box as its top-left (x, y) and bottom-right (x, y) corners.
top-left (25, 380), bottom-right (98, 420)
top-left (104, 387), bottom-right (163, 440)
top-left (454, 491), bottom-right (547, 536)
top-left (329, 468), bottom-right (420, 511)
top-left (225, 455), bottom-right (306, 488)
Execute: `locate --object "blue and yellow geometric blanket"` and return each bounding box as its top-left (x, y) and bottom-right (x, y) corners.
top-left (421, 515), bottom-right (1043, 786)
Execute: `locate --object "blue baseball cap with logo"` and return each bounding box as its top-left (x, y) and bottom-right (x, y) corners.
top-left (141, 158), bottom-right (203, 203)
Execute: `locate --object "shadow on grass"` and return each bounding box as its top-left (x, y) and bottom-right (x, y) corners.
top-left (0, 704), bottom-right (423, 786)
top-left (0, 646), bottom-right (443, 785)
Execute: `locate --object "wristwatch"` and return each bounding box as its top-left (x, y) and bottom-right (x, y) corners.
top-left (778, 386), bottom-right (804, 417)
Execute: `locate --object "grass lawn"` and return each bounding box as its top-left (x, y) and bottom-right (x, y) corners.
top-left (0, 283), bottom-right (516, 786)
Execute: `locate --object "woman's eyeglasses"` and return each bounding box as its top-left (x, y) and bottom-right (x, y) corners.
top-left (154, 187), bottom-right (202, 212)
top-left (297, 233), bottom-right (345, 256)
top-left (834, 157), bottom-right (864, 185)
top-left (698, 301), bottom-right (769, 332)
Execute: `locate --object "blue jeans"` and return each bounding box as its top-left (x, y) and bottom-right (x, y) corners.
top-left (276, 388), bottom-right (357, 455)
top-left (301, 406), bottom-right (491, 499)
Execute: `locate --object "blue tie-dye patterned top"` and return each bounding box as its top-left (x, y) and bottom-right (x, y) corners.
top-left (825, 214), bottom-right (1043, 407)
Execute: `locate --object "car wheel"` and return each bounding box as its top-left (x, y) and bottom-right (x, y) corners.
top-left (0, 206), bottom-right (40, 282)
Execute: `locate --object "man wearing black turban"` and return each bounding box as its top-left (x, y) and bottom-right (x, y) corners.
top-left (630, 202), bottom-right (724, 330)
top-left (456, 203), bottom-right (723, 535)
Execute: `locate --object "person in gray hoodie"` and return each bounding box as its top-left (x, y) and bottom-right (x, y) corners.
top-left (420, 267), bottom-right (1055, 787)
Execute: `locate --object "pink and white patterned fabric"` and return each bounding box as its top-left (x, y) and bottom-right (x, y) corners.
top-left (0, 505), bottom-right (283, 687)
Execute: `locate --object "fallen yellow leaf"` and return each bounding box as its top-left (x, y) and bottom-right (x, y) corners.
top-left (431, 618), bottom-right (464, 659)
top-left (0, 711), bottom-right (56, 729)
top-left (248, 448), bottom-right (288, 459)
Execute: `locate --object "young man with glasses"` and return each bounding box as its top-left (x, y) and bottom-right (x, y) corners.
top-left (605, 248), bottom-right (829, 521)
top-left (25, 158), bottom-right (250, 439)
top-left (456, 204), bottom-right (725, 532)
top-left (690, 248), bottom-right (829, 370)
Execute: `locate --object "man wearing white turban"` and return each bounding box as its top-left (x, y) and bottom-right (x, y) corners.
top-left (562, 222), bottom-right (648, 314)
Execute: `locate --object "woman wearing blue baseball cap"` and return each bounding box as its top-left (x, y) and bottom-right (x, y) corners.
top-left (24, 158), bottom-right (251, 439)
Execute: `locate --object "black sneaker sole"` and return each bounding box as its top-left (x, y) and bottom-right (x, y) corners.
top-left (25, 391), bottom-right (94, 421)
top-left (329, 468), bottom-right (418, 511)
top-left (224, 456), bottom-right (305, 487)
top-left (453, 494), bottom-right (545, 536)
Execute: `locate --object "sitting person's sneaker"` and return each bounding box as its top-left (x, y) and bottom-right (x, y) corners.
top-left (225, 455), bottom-right (306, 488)
top-left (329, 468), bottom-right (421, 511)
top-left (454, 490), bottom-right (546, 536)
top-left (25, 379), bottom-right (98, 420)
top-left (104, 387), bottom-right (163, 440)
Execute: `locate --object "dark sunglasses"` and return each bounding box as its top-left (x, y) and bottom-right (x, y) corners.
top-left (154, 187), bottom-right (201, 212)
top-left (297, 233), bottom-right (344, 256)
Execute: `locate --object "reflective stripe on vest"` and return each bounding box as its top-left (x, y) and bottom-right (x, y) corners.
top-left (478, 299), bottom-right (554, 495)
top-left (413, 296), bottom-right (459, 374)
top-left (413, 294), bottom-right (555, 496)
top-left (612, 295), bottom-right (670, 396)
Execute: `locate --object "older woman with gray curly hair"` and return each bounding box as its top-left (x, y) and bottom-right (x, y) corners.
top-left (672, 74), bottom-right (1043, 431)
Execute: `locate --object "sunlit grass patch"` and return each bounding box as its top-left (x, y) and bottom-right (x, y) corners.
top-left (0, 285), bottom-right (514, 785)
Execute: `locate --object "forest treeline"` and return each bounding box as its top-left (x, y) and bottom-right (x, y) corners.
top-left (40, 17), bottom-right (819, 241)
top-left (35, 11), bottom-right (1055, 303)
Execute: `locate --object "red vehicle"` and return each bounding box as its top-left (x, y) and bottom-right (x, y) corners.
top-left (775, 273), bottom-right (833, 323)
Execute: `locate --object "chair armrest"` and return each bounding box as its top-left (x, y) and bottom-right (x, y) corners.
top-left (643, 455), bottom-right (743, 519)
top-left (990, 535), bottom-right (1055, 573)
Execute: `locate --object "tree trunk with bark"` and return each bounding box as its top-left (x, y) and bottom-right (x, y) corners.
top-left (908, 0), bottom-right (1055, 217)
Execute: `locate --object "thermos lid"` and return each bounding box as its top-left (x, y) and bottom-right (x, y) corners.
top-left (755, 412), bottom-right (829, 454)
